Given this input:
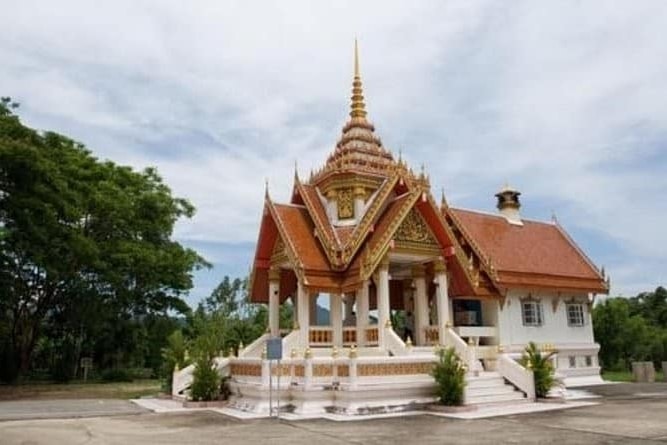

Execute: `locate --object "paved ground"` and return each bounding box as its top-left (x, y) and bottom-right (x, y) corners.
top-left (0, 399), bottom-right (147, 421)
top-left (1, 383), bottom-right (666, 444)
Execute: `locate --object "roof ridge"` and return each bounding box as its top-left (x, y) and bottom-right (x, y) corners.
top-left (451, 206), bottom-right (558, 226)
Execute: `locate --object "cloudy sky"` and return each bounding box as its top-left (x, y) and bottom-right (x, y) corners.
top-left (2, 1), bottom-right (666, 305)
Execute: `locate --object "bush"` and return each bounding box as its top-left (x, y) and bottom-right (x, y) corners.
top-left (101, 368), bottom-right (134, 383)
top-left (431, 347), bottom-right (466, 406)
top-left (520, 342), bottom-right (556, 398)
top-left (190, 357), bottom-right (220, 401)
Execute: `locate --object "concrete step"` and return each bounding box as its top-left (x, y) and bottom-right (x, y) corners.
top-left (466, 376), bottom-right (506, 389)
top-left (466, 390), bottom-right (527, 405)
top-left (466, 384), bottom-right (517, 397)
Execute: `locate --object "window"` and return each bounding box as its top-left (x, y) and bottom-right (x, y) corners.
top-left (522, 301), bottom-right (543, 326)
top-left (569, 356), bottom-right (576, 368)
top-left (567, 303), bottom-right (585, 327)
top-left (585, 356), bottom-right (593, 367)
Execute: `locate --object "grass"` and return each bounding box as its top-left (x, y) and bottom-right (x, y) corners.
top-left (602, 370), bottom-right (665, 382)
top-left (0, 379), bottom-right (162, 401)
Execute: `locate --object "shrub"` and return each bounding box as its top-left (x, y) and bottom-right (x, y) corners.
top-left (521, 342), bottom-right (556, 398)
top-left (161, 330), bottom-right (191, 393)
top-left (190, 357), bottom-right (220, 401)
top-left (431, 347), bottom-right (466, 406)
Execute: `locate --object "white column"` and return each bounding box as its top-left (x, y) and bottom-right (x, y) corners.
top-left (331, 293), bottom-right (343, 347)
top-left (356, 282), bottom-right (370, 347)
top-left (297, 282), bottom-right (310, 348)
top-left (413, 265), bottom-right (428, 346)
top-left (434, 259), bottom-right (450, 346)
top-left (353, 187), bottom-right (365, 222)
top-left (310, 293), bottom-right (318, 326)
top-left (377, 256), bottom-right (390, 349)
top-left (268, 268), bottom-right (280, 337)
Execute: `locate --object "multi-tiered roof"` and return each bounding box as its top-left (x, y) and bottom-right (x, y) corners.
top-left (249, 44), bottom-right (607, 303)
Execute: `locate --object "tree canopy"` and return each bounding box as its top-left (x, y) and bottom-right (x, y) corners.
top-left (0, 97), bottom-right (207, 381)
top-left (593, 287), bottom-right (667, 371)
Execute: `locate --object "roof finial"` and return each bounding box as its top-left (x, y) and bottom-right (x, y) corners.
top-left (294, 160), bottom-right (300, 183)
top-left (441, 187), bottom-right (448, 209)
top-left (354, 37), bottom-right (360, 78)
top-left (264, 178), bottom-right (270, 199)
top-left (350, 38), bottom-right (367, 120)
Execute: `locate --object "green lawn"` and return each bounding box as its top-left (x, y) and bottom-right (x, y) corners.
top-left (0, 379), bottom-right (162, 401)
top-left (602, 370), bottom-right (665, 382)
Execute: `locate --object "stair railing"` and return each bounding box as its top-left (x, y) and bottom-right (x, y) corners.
top-left (497, 353), bottom-right (536, 400)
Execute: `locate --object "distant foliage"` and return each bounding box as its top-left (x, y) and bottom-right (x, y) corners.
top-left (593, 287), bottom-right (667, 371)
top-left (521, 342), bottom-right (556, 398)
top-left (431, 347), bottom-right (466, 406)
top-left (0, 96), bottom-right (206, 382)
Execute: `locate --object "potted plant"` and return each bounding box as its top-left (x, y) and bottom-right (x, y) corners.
top-left (429, 347), bottom-right (472, 411)
top-left (520, 342), bottom-right (557, 398)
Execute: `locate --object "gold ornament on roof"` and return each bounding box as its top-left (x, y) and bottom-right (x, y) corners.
top-left (337, 188), bottom-right (354, 219)
top-left (350, 38), bottom-right (366, 120)
top-left (394, 209), bottom-right (435, 244)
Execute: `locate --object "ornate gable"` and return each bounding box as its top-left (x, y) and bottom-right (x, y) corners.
top-left (394, 208), bottom-right (439, 249)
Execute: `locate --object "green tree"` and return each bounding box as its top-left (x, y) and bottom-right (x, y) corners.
top-left (593, 293), bottom-right (666, 371)
top-left (0, 98), bottom-right (206, 381)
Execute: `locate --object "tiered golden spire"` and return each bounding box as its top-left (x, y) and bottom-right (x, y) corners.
top-left (309, 40), bottom-right (394, 185)
top-left (350, 38), bottom-right (367, 120)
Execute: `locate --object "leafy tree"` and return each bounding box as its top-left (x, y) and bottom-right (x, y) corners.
top-left (0, 98), bottom-right (206, 381)
top-left (593, 293), bottom-right (666, 371)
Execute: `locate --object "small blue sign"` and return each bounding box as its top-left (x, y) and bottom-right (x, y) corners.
top-left (266, 337), bottom-right (282, 360)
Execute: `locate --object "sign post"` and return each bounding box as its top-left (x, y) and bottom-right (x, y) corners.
top-left (266, 337), bottom-right (283, 418)
top-left (80, 357), bottom-right (93, 382)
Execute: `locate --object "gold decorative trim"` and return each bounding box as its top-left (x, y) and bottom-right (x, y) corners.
top-left (357, 362), bottom-right (433, 377)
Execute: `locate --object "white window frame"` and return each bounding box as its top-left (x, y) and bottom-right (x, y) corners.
top-left (521, 300), bottom-right (543, 327)
top-left (566, 303), bottom-right (585, 327)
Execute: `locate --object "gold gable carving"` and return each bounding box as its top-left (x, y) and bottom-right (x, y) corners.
top-left (337, 188), bottom-right (354, 219)
top-left (272, 238), bottom-right (285, 255)
top-left (270, 238), bottom-right (287, 265)
top-left (395, 209), bottom-right (437, 245)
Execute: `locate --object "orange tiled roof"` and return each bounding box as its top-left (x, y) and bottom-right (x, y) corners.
top-left (272, 204), bottom-right (330, 272)
top-left (298, 183), bottom-right (337, 246)
top-left (449, 208), bottom-right (606, 292)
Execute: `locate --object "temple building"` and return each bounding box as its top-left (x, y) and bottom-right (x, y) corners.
top-left (173, 43), bottom-right (609, 415)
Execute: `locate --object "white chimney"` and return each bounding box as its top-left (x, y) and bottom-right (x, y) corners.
top-left (495, 184), bottom-right (523, 226)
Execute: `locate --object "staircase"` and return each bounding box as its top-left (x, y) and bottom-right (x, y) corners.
top-left (465, 371), bottom-right (529, 406)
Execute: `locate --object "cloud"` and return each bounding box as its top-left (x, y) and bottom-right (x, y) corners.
top-left (1, 0), bottom-right (665, 302)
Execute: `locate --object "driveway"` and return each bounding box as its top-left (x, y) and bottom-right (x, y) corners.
top-left (0, 383), bottom-right (666, 444)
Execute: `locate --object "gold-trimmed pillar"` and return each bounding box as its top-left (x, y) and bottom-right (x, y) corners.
top-left (310, 292), bottom-right (318, 326)
top-left (413, 264), bottom-right (428, 346)
top-left (331, 293), bottom-right (343, 347)
top-left (268, 267), bottom-right (281, 337)
top-left (377, 256), bottom-right (391, 350)
top-left (297, 282), bottom-right (310, 348)
top-left (356, 282), bottom-right (370, 347)
top-left (434, 259), bottom-right (450, 346)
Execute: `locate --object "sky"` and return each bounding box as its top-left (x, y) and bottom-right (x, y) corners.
top-left (2, 1), bottom-right (666, 306)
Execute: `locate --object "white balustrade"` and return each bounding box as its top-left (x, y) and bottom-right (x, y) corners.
top-left (497, 354), bottom-right (536, 400)
top-left (385, 328), bottom-right (410, 356)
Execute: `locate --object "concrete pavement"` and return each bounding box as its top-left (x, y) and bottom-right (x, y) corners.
top-left (0, 383), bottom-right (666, 444)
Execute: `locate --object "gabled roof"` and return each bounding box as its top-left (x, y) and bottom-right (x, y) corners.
top-left (448, 208), bottom-right (608, 293)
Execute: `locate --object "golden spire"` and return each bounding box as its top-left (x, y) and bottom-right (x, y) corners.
top-left (350, 38), bottom-right (367, 120)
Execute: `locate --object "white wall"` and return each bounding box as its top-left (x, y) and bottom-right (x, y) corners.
top-left (497, 289), bottom-right (595, 347)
